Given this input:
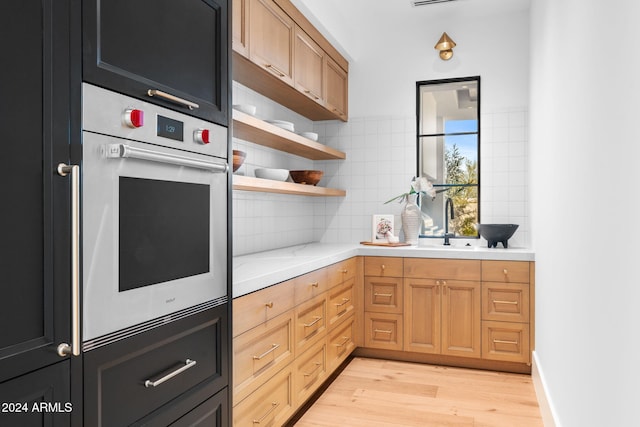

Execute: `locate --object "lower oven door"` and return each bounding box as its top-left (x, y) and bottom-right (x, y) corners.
top-left (82, 132), bottom-right (228, 345)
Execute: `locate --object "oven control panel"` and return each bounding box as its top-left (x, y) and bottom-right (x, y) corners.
top-left (82, 83), bottom-right (227, 159)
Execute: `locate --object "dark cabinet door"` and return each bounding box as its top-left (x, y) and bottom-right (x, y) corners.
top-left (83, 0), bottom-right (229, 126)
top-left (0, 0), bottom-right (74, 382)
top-left (0, 361), bottom-right (71, 427)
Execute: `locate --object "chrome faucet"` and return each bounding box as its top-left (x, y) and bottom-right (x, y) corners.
top-left (444, 198), bottom-right (455, 245)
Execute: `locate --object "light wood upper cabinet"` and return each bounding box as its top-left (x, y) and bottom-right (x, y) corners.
top-left (294, 26), bottom-right (324, 106)
top-left (325, 56), bottom-right (348, 121)
top-left (248, 0), bottom-right (294, 85)
top-left (232, 0), bottom-right (249, 56)
top-left (232, 0), bottom-right (349, 121)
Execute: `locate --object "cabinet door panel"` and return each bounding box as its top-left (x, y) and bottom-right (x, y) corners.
top-left (248, 0), bottom-right (294, 84)
top-left (294, 26), bottom-right (324, 104)
top-left (232, 0), bottom-right (249, 56)
top-left (403, 279), bottom-right (440, 354)
top-left (0, 361), bottom-right (70, 427)
top-left (325, 56), bottom-right (348, 120)
top-left (442, 281), bottom-right (481, 358)
top-left (0, 0), bottom-right (73, 383)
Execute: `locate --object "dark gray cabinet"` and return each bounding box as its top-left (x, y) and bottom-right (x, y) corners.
top-left (0, 1), bottom-right (76, 424)
top-left (83, 305), bottom-right (229, 426)
top-left (82, 0), bottom-right (230, 126)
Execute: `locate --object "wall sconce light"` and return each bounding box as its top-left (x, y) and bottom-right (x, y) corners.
top-left (434, 32), bottom-right (456, 60)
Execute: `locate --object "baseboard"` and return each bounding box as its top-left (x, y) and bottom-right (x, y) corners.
top-left (532, 351), bottom-right (560, 427)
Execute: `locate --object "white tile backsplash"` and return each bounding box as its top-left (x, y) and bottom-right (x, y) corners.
top-left (232, 82), bottom-right (530, 255)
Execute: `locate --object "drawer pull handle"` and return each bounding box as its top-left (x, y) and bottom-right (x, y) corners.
top-left (334, 336), bottom-right (350, 347)
top-left (381, 264), bottom-right (386, 270)
top-left (303, 362), bottom-right (322, 377)
top-left (147, 89), bottom-right (199, 110)
top-left (253, 402), bottom-right (279, 424)
top-left (335, 298), bottom-right (351, 307)
top-left (493, 339), bottom-right (519, 345)
top-left (304, 316), bottom-right (323, 328)
top-left (373, 293), bottom-right (393, 298)
top-left (144, 359), bottom-right (197, 388)
top-left (493, 299), bottom-right (518, 305)
top-left (265, 302), bottom-right (274, 308)
top-left (253, 343), bottom-right (280, 360)
top-left (374, 329), bottom-right (392, 334)
top-left (310, 281), bottom-right (319, 288)
top-left (503, 269), bottom-right (508, 275)
top-left (265, 63), bottom-right (286, 77)
top-left (341, 269), bottom-right (348, 274)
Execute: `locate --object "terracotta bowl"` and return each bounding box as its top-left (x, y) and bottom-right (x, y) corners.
top-left (232, 150), bottom-right (246, 172)
top-left (289, 170), bottom-right (323, 186)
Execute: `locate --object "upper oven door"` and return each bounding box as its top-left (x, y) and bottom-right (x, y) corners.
top-left (82, 133), bottom-right (228, 343)
top-left (83, 0), bottom-right (229, 126)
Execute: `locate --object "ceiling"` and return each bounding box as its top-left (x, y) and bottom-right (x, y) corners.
top-left (291, 0), bottom-right (530, 60)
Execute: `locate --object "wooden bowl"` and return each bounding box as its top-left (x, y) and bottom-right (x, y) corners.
top-left (233, 150), bottom-right (246, 172)
top-left (289, 170), bottom-right (323, 186)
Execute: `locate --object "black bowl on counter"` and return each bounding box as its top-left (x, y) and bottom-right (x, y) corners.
top-left (476, 224), bottom-right (519, 248)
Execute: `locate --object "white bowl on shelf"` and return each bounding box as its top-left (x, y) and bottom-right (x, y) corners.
top-left (254, 168), bottom-right (290, 181)
top-left (233, 104), bottom-right (257, 116)
top-left (298, 131), bottom-right (318, 141)
top-left (265, 120), bottom-right (295, 132)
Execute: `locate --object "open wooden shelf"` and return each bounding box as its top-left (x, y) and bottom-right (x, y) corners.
top-left (232, 110), bottom-right (346, 160)
top-left (233, 175), bottom-right (346, 197)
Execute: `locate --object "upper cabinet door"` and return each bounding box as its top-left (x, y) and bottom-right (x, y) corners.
top-left (0, 0), bottom-right (73, 383)
top-left (248, 0), bottom-right (294, 85)
top-left (83, 0), bottom-right (229, 126)
top-left (294, 26), bottom-right (325, 106)
top-left (325, 56), bottom-right (348, 121)
top-left (232, 0), bottom-right (249, 56)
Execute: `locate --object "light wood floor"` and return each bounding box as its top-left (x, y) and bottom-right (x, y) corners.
top-left (294, 357), bottom-right (543, 427)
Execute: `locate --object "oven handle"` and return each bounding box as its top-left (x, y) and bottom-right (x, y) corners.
top-left (105, 144), bottom-right (228, 173)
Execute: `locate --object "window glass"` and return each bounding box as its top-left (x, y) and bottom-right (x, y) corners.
top-left (417, 77), bottom-right (480, 238)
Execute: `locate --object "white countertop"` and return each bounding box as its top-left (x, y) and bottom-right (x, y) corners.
top-left (233, 242), bottom-right (535, 298)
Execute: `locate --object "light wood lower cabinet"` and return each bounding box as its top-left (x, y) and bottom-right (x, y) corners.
top-left (232, 257), bottom-right (360, 426)
top-left (362, 256), bottom-right (534, 370)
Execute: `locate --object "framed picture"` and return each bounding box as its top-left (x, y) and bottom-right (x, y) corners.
top-left (372, 214), bottom-right (394, 242)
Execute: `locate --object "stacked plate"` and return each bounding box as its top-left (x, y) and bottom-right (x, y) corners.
top-left (265, 120), bottom-right (295, 132)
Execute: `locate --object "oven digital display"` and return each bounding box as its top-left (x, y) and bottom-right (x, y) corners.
top-left (157, 115), bottom-right (184, 141)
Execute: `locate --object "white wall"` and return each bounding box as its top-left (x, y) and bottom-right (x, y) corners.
top-left (530, 0), bottom-right (640, 425)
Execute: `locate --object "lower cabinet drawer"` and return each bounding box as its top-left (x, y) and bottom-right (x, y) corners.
top-left (295, 293), bottom-right (327, 355)
top-left (233, 366), bottom-right (294, 427)
top-left (84, 307), bottom-right (227, 427)
top-left (328, 278), bottom-right (355, 328)
top-left (364, 276), bottom-right (403, 314)
top-left (169, 388), bottom-right (228, 427)
top-left (482, 321), bottom-right (530, 363)
top-left (482, 282), bottom-right (529, 323)
top-left (233, 310), bottom-right (295, 404)
top-left (294, 339), bottom-right (327, 406)
top-left (364, 312), bottom-right (403, 351)
top-left (327, 315), bottom-right (355, 371)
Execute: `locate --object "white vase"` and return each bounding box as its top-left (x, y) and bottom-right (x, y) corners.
top-left (401, 194), bottom-right (421, 245)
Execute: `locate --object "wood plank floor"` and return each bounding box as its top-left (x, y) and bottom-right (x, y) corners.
top-left (294, 357), bottom-right (543, 427)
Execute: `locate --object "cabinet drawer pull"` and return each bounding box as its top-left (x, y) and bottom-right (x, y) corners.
top-left (304, 316), bottom-right (323, 328)
top-left (503, 269), bottom-right (509, 275)
top-left (265, 64), bottom-right (286, 77)
top-left (147, 89), bottom-right (199, 110)
top-left (493, 339), bottom-right (518, 345)
top-left (304, 90), bottom-right (320, 100)
top-left (144, 359), bottom-right (197, 388)
top-left (373, 293), bottom-right (393, 298)
top-left (265, 302), bottom-right (274, 308)
top-left (374, 329), bottom-right (392, 334)
top-left (303, 362), bottom-right (322, 377)
top-left (335, 298), bottom-right (351, 307)
top-left (493, 299), bottom-right (518, 305)
top-left (334, 336), bottom-right (350, 347)
top-left (253, 343), bottom-right (280, 360)
top-left (341, 269), bottom-right (349, 274)
top-left (381, 264), bottom-right (386, 270)
top-left (253, 402), bottom-right (279, 424)
top-left (310, 281), bottom-right (319, 288)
